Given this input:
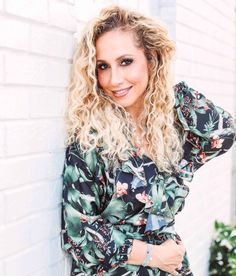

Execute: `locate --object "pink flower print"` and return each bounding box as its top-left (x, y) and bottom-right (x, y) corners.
top-left (79, 214), bottom-right (89, 223)
top-left (199, 151), bottom-right (206, 162)
top-left (211, 135), bottom-right (223, 149)
top-left (116, 181), bottom-right (128, 197)
top-left (135, 191), bottom-right (150, 203)
top-left (204, 105), bottom-right (209, 111)
top-left (134, 217), bottom-right (147, 226)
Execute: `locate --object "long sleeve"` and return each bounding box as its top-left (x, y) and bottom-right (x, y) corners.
top-left (174, 81), bottom-right (236, 182)
top-left (61, 143), bottom-right (133, 273)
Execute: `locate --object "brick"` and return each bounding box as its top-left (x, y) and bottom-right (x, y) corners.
top-left (48, 236), bottom-right (64, 264)
top-left (6, 120), bottom-right (64, 156)
top-left (48, 261), bottom-right (65, 276)
top-left (0, 219), bottom-right (31, 258)
top-left (0, 87), bottom-right (29, 119)
top-left (30, 89), bottom-right (65, 118)
top-left (176, 5), bottom-right (234, 45)
top-left (48, 0), bottom-right (76, 31)
top-left (0, 193), bottom-right (5, 226)
top-left (29, 208), bottom-right (61, 245)
top-left (137, 1), bottom-right (152, 15)
top-left (44, 178), bottom-right (63, 209)
top-left (0, 0), bottom-right (3, 11)
top-left (0, 151), bottom-right (64, 189)
top-left (0, 262), bottom-right (5, 276)
top-left (175, 58), bottom-right (234, 83)
top-left (31, 179), bottom-right (62, 212)
top-left (159, 6), bottom-right (176, 22)
top-left (0, 16), bottom-right (30, 50)
top-left (6, 0), bottom-right (48, 22)
top-left (176, 23), bottom-right (234, 58)
top-left (5, 241), bottom-right (49, 276)
top-left (159, 0), bottom-right (175, 5)
top-left (31, 25), bottom-right (74, 59)
top-left (0, 53), bottom-right (3, 83)
top-left (5, 185), bottom-right (33, 222)
top-left (31, 268), bottom-right (49, 276)
top-left (74, 0), bottom-right (97, 22)
top-left (0, 124), bottom-right (5, 157)
top-left (116, 0), bottom-right (138, 10)
top-left (176, 42), bottom-right (234, 70)
top-left (62, 255), bottom-right (72, 276)
top-left (74, 21), bottom-right (86, 40)
top-left (5, 179), bottom-right (62, 222)
top-left (5, 54), bottom-right (70, 87)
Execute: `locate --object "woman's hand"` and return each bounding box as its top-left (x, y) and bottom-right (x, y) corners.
top-left (150, 239), bottom-right (186, 276)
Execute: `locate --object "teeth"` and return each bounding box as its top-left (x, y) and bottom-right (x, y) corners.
top-left (113, 87), bottom-right (131, 94)
top-left (114, 89), bottom-right (128, 94)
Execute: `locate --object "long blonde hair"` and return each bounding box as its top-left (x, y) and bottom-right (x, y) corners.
top-left (66, 5), bottom-right (183, 172)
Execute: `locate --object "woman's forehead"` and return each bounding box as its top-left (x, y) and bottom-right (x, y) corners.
top-left (95, 30), bottom-right (142, 60)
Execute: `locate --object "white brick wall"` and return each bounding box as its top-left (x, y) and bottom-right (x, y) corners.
top-left (174, 1), bottom-right (236, 276)
top-left (0, 0), bottom-right (76, 275)
top-left (0, 0), bottom-right (235, 276)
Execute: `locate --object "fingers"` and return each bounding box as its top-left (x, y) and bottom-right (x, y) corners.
top-left (171, 270), bottom-right (179, 276)
top-left (177, 263), bottom-right (182, 270)
top-left (175, 239), bottom-right (183, 245)
top-left (175, 240), bottom-right (186, 255)
top-left (174, 263), bottom-right (182, 276)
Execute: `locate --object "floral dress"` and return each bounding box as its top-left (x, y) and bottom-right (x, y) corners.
top-left (61, 82), bottom-right (236, 276)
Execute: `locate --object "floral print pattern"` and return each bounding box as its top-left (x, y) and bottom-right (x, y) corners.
top-left (61, 82), bottom-right (235, 276)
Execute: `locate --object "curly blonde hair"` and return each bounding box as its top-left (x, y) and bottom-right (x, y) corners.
top-left (66, 5), bottom-right (183, 172)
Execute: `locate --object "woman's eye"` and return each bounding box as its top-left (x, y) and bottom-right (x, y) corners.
top-left (97, 63), bottom-right (108, 70)
top-left (121, 58), bottom-right (133, 66)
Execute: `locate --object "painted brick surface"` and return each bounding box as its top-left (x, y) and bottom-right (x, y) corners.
top-left (6, 0), bottom-right (48, 22)
top-left (48, 0), bottom-right (77, 31)
top-left (0, 1), bottom-right (235, 276)
top-left (0, 124), bottom-right (5, 158)
top-left (0, 16), bottom-right (30, 50)
top-left (30, 89), bottom-right (65, 118)
top-left (0, 53), bottom-right (4, 82)
top-left (0, 87), bottom-right (30, 119)
top-left (5, 54), bottom-right (70, 87)
top-left (0, 0), bottom-right (76, 275)
top-left (30, 26), bottom-right (74, 59)
top-left (174, 1), bottom-right (236, 275)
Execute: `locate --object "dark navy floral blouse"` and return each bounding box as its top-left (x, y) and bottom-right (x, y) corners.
top-left (61, 82), bottom-right (236, 276)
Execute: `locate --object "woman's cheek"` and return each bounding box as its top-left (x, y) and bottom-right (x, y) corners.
top-left (97, 73), bottom-right (107, 89)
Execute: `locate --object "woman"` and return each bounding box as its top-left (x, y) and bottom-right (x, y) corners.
top-left (61, 5), bottom-right (235, 276)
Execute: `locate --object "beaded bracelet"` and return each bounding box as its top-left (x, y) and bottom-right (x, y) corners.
top-left (143, 243), bottom-right (153, 267)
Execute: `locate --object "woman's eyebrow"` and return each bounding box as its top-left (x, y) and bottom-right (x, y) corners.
top-left (96, 54), bottom-right (134, 63)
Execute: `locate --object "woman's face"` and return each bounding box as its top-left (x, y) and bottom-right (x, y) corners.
top-left (96, 29), bottom-right (149, 118)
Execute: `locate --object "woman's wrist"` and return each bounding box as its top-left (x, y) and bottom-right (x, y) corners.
top-left (143, 243), bottom-right (153, 267)
top-left (126, 240), bottom-right (150, 266)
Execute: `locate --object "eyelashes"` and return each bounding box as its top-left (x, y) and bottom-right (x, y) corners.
top-left (96, 63), bottom-right (108, 71)
top-left (96, 58), bottom-right (134, 71)
top-left (120, 58), bottom-right (133, 66)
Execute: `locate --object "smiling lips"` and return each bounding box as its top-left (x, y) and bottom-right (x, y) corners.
top-left (112, 86), bottom-right (132, 98)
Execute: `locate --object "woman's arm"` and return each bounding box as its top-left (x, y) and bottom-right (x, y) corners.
top-left (61, 144), bottom-right (133, 273)
top-left (62, 143), bottom-right (185, 275)
top-left (174, 81), bottom-right (236, 182)
top-left (127, 239), bottom-right (185, 276)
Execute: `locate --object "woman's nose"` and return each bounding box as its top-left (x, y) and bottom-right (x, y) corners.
top-left (109, 66), bottom-right (123, 86)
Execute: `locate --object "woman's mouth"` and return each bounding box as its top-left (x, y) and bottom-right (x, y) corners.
top-left (112, 86), bottom-right (132, 98)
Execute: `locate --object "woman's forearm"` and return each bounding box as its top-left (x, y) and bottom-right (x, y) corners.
top-left (126, 239), bottom-right (148, 266)
top-left (126, 239), bottom-right (185, 276)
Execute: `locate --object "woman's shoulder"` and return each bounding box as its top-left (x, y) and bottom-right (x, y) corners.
top-left (64, 141), bottom-right (101, 174)
top-left (173, 81), bottom-right (197, 98)
top-left (173, 81), bottom-right (211, 109)
top-left (173, 81), bottom-right (188, 91)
